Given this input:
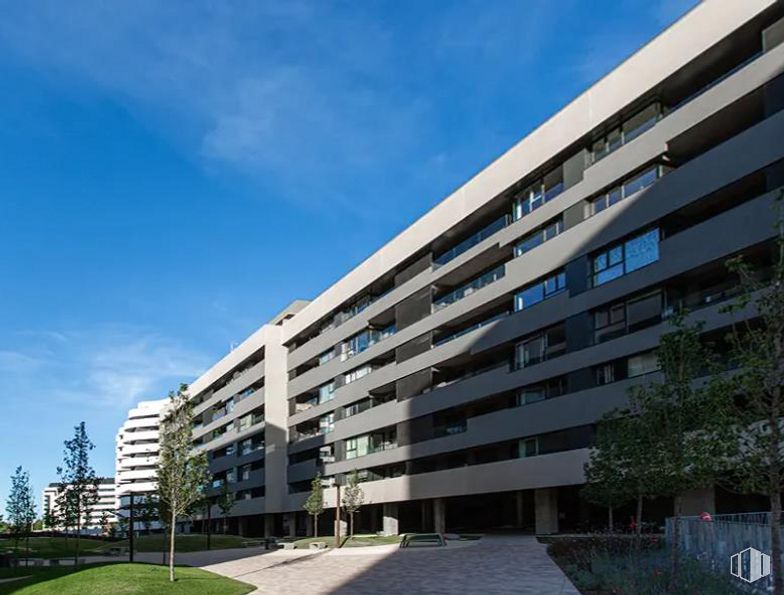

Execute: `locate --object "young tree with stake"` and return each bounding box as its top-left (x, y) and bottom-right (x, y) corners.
top-left (342, 470), bottom-right (365, 537)
top-left (217, 482), bottom-right (235, 534)
top-left (6, 466), bottom-right (36, 560)
top-left (157, 384), bottom-right (211, 582)
top-left (57, 422), bottom-right (99, 566)
top-left (303, 473), bottom-right (324, 537)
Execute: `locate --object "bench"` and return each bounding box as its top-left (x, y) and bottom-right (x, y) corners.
top-left (308, 542), bottom-right (327, 550)
top-left (399, 533), bottom-right (446, 548)
top-left (281, 542), bottom-right (296, 550)
top-left (107, 546), bottom-right (129, 557)
top-left (241, 540), bottom-right (266, 548)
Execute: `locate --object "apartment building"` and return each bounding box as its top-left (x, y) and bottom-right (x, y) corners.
top-left (41, 478), bottom-right (116, 533)
top-left (175, 0), bottom-right (784, 537)
top-left (115, 399), bottom-right (167, 531)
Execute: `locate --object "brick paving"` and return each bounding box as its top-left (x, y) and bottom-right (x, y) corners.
top-left (201, 536), bottom-right (579, 595)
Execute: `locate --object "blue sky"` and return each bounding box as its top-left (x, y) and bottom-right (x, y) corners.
top-left (0, 0), bottom-right (697, 512)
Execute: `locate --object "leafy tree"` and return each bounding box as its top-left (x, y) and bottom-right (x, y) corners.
top-left (721, 194), bottom-right (784, 595)
top-left (139, 495), bottom-right (159, 534)
top-left (582, 416), bottom-right (632, 532)
top-left (626, 315), bottom-right (731, 588)
top-left (217, 482), bottom-right (234, 534)
top-left (6, 466), bottom-right (36, 557)
top-left (42, 507), bottom-right (58, 531)
top-left (32, 518), bottom-right (43, 532)
top-left (57, 422), bottom-right (99, 566)
top-left (303, 473), bottom-right (324, 537)
top-left (157, 384), bottom-right (211, 582)
top-left (99, 511), bottom-right (111, 539)
top-left (342, 470), bottom-right (365, 537)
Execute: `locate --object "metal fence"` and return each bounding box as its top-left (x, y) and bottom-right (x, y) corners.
top-left (666, 512), bottom-right (775, 592)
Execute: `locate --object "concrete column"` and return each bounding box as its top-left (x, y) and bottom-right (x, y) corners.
top-left (515, 491), bottom-right (525, 528)
top-left (433, 498), bottom-right (446, 534)
top-left (681, 486), bottom-right (716, 516)
top-left (264, 514), bottom-right (274, 537)
top-left (535, 488), bottom-right (558, 535)
top-left (285, 512), bottom-right (297, 537)
top-left (383, 502), bottom-right (399, 536)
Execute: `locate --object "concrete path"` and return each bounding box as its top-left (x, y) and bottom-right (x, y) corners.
top-left (201, 536), bottom-right (578, 595)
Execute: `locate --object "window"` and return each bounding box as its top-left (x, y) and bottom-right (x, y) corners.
top-left (318, 381), bottom-right (335, 404)
top-left (591, 103), bottom-right (662, 163)
top-left (346, 435), bottom-right (369, 460)
top-left (514, 325), bottom-right (566, 369)
top-left (239, 464), bottom-right (251, 482)
top-left (520, 438), bottom-right (539, 458)
top-left (236, 414), bottom-right (252, 432)
top-left (586, 165), bottom-right (666, 217)
top-left (345, 365), bottom-right (372, 384)
top-left (628, 351), bottom-right (660, 377)
top-left (516, 377), bottom-right (566, 405)
top-left (594, 290), bottom-right (662, 343)
top-left (318, 349), bottom-right (335, 365)
top-left (595, 363), bottom-right (615, 385)
top-left (319, 413), bottom-right (335, 435)
top-left (591, 229), bottom-right (660, 287)
top-left (512, 169), bottom-right (564, 221)
top-left (514, 218), bottom-right (563, 257)
top-left (514, 271), bottom-right (566, 311)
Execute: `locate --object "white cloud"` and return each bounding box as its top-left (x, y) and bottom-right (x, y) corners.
top-left (0, 326), bottom-right (211, 411)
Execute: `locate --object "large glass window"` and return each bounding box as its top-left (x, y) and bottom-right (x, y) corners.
top-left (512, 169), bottom-right (564, 221)
top-left (319, 412), bottom-right (335, 435)
top-left (591, 229), bottom-right (660, 287)
top-left (628, 351), bottom-right (660, 377)
top-left (318, 381), bottom-right (335, 404)
top-left (514, 271), bottom-right (566, 311)
top-left (514, 325), bottom-right (566, 369)
top-left (514, 218), bottom-right (563, 258)
top-left (591, 103), bottom-right (662, 163)
top-left (593, 290), bottom-right (662, 343)
top-left (586, 165), bottom-right (666, 218)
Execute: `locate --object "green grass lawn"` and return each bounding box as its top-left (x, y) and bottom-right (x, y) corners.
top-left (0, 537), bottom-right (107, 559)
top-left (0, 563), bottom-right (254, 595)
top-left (0, 535), bottom-right (247, 559)
top-left (103, 534), bottom-right (247, 553)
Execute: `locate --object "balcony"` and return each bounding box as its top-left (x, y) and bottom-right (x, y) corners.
top-left (433, 215), bottom-right (509, 268)
top-left (432, 264), bottom-right (505, 312)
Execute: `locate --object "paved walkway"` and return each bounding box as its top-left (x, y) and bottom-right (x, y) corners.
top-left (201, 536), bottom-right (578, 595)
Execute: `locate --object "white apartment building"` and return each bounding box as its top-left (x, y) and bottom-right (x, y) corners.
top-left (41, 477), bottom-right (116, 533)
top-left (115, 398), bottom-right (167, 531)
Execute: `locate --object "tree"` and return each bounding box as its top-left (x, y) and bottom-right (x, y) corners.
top-left (42, 507), bottom-right (58, 531)
top-left (342, 470), bottom-right (365, 537)
top-left (582, 416), bottom-right (632, 532)
top-left (157, 384), bottom-right (211, 582)
top-left (303, 473), bottom-right (324, 537)
top-left (721, 193), bottom-right (784, 595)
top-left (99, 511), bottom-right (111, 539)
top-left (626, 315), bottom-right (731, 588)
top-left (6, 466), bottom-right (36, 558)
top-left (139, 495), bottom-right (159, 535)
top-left (217, 482), bottom-right (234, 535)
top-left (57, 422), bottom-right (99, 566)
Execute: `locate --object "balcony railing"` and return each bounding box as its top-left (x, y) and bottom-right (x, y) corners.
top-left (433, 265), bottom-right (505, 312)
top-left (433, 215), bottom-right (509, 268)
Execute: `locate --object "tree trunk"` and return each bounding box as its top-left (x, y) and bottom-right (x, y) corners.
top-left (349, 513), bottom-right (354, 537)
top-left (313, 515), bottom-right (318, 538)
top-left (636, 495), bottom-right (643, 537)
top-left (771, 491), bottom-right (783, 595)
top-left (74, 509), bottom-right (81, 568)
top-left (169, 505), bottom-right (177, 583)
top-left (608, 506), bottom-right (614, 534)
top-left (669, 494), bottom-right (682, 593)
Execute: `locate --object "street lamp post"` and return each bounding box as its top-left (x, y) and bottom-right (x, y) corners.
top-left (128, 494), bottom-right (134, 563)
top-left (334, 474), bottom-right (345, 549)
